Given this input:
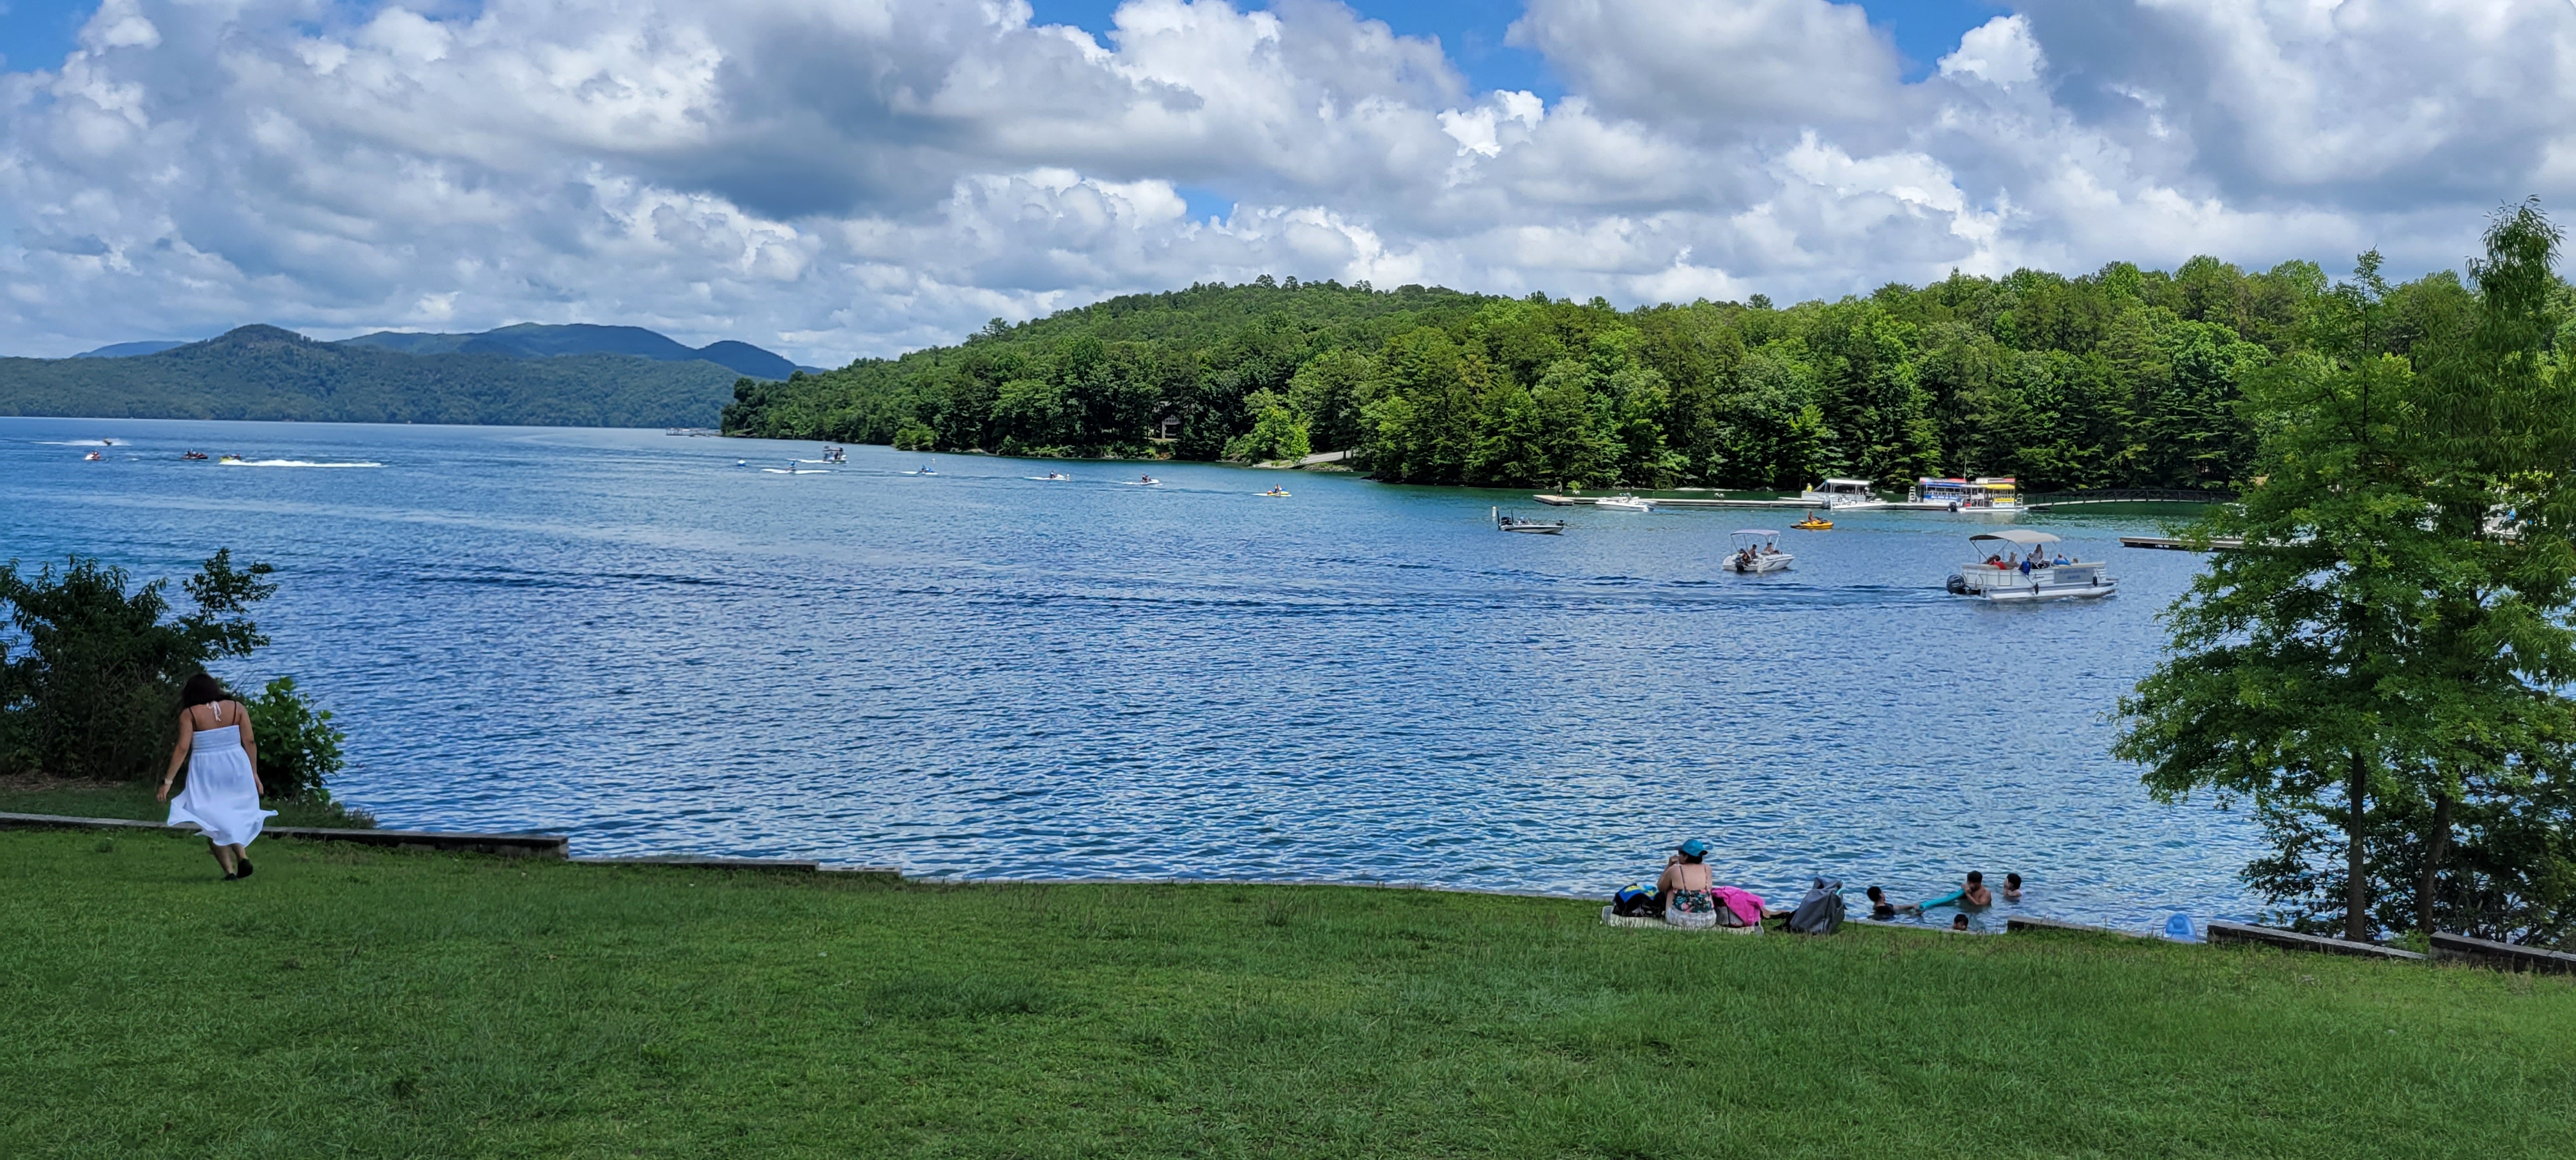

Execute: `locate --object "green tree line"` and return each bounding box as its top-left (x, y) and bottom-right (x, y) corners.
top-left (723, 259), bottom-right (2421, 492)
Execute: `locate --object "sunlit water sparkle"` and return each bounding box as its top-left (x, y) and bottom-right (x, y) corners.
top-left (3, 417), bottom-right (2268, 932)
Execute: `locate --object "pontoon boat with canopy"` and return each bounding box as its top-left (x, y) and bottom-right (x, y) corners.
top-left (1800, 478), bottom-right (1884, 508)
top-left (1946, 529), bottom-right (2114, 601)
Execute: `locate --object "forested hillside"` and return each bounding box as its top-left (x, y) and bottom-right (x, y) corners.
top-left (1, 326), bottom-right (744, 428)
top-left (724, 260), bottom-right (2487, 491)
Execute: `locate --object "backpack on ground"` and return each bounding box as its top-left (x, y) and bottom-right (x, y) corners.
top-left (1786, 876), bottom-right (1845, 935)
top-left (1611, 884), bottom-right (1663, 917)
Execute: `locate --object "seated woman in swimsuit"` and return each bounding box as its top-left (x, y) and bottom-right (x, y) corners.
top-left (1657, 839), bottom-right (1721, 928)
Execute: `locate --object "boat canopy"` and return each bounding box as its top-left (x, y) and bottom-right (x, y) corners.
top-left (1733, 529), bottom-right (1781, 537)
top-left (1970, 529), bottom-right (2062, 546)
top-left (1818, 477), bottom-right (1874, 488)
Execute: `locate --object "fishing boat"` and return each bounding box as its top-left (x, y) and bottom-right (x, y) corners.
top-left (1945, 530), bottom-right (2115, 601)
top-left (1791, 512), bottom-right (1832, 530)
top-left (1494, 507), bottom-right (1567, 534)
top-left (1596, 494), bottom-right (1655, 513)
top-left (1726, 530), bottom-right (1793, 573)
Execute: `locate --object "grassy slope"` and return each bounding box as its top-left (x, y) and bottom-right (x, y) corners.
top-left (4, 829), bottom-right (2572, 1159)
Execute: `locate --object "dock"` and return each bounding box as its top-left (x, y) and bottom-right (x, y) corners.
top-left (2120, 535), bottom-right (2244, 551)
top-left (1532, 494), bottom-right (1809, 509)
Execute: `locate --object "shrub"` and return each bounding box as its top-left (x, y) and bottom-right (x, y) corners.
top-left (243, 676), bottom-right (346, 801)
top-left (0, 551), bottom-right (273, 781)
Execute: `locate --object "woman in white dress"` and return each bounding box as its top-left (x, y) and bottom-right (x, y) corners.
top-left (157, 673), bottom-right (277, 880)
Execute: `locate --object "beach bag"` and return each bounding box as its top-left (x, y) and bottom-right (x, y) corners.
top-left (1786, 877), bottom-right (1845, 935)
top-left (1612, 885), bottom-right (1662, 917)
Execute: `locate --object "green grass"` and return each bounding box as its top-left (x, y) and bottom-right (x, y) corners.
top-left (0, 778), bottom-right (374, 829)
top-left (4, 829), bottom-right (2572, 1158)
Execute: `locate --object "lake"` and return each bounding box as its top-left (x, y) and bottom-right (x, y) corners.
top-left (3, 416), bottom-right (2267, 931)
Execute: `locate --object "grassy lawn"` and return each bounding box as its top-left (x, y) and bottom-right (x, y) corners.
top-left (3, 828), bottom-right (2572, 1158)
top-left (0, 778), bottom-right (376, 829)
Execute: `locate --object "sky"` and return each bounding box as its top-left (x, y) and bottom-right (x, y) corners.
top-left (1, 0), bottom-right (2567, 364)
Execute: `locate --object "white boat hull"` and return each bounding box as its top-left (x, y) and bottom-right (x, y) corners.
top-left (1970, 581), bottom-right (2115, 601)
top-left (1728, 554), bottom-right (1794, 574)
top-left (1949, 559), bottom-right (2115, 600)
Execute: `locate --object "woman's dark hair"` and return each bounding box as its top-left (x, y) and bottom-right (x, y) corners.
top-left (179, 673), bottom-right (228, 708)
top-left (1966, 871), bottom-right (1984, 885)
top-left (1680, 851), bottom-right (1705, 864)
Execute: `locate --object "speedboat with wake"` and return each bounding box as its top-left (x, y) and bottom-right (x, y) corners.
top-left (83, 451), bottom-right (103, 462)
top-left (1726, 530), bottom-right (1793, 573)
top-left (1494, 507), bottom-right (1567, 534)
top-left (1127, 474), bottom-right (1161, 487)
top-left (1946, 530), bottom-right (2114, 601)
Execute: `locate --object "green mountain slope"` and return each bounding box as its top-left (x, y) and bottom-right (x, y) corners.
top-left (0, 325), bottom-right (747, 428)
top-left (341, 323), bottom-right (802, 379)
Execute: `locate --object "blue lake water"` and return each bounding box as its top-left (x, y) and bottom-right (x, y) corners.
top-left (3, 417), bottom-right (2268, 931)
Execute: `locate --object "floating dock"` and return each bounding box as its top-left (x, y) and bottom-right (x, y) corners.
top-left (1532, 494), bottom-right (1808, 509)
top-left (2119, 535), bottom-right (2244, 551)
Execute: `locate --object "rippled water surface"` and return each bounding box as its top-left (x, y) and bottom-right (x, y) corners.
top-left (4, 418), bottom-right (2269, 929)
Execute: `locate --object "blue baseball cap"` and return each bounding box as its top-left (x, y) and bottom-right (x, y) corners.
top-left (1677, 839), bottom-right (1709, 857)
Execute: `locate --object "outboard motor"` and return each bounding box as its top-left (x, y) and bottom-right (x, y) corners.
top-left (1946, 574), bottom-right (1968, 595)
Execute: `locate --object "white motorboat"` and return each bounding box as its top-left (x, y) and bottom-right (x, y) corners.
top-left (1726, 530), bottom-right (1793, 573)
top-left (1947, 529), bottom-right (2115, 601)
top-left (1494, 507), bottom-right (1567, 534)
top-left (1595, 494), bottom-right (1655, 513)
top-left (1799, 477), bottom-right (1885, 508)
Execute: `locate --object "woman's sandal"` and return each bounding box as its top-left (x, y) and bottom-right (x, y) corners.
top-left (235, 860), bottom-right (254, 879)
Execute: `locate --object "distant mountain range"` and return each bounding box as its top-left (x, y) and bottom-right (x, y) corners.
top-left (17, 323), bottom-right (816, 428)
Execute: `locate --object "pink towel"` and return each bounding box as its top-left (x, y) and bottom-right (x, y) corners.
top-left (1713, 887), bottom-right (1765, 926)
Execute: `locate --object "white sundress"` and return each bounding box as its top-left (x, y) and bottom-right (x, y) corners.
top-left (167, 705), bottom-right (276, 847)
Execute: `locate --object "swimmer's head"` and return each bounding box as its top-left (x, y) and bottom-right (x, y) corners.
top-left (1966, 871), bottom-right (1984, 885)
top-left (1952, 914), bottom-right (1970, 931)
top-left (1865, 886), bottom-right (1885, 901)
top-left (2005, 873), bottom-right (2022, 889)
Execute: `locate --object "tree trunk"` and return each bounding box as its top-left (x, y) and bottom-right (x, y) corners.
top-left (2418, 791), bottom-right (2454, 936)
top-left (2346, 752), bottom-right (2371, 942)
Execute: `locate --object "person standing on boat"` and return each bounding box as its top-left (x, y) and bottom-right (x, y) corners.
top-left (157, 674), bottom-right (276, 880)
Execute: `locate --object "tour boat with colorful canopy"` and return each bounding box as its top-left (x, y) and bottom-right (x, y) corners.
top-left (1726, 530), bottom-right (1793, 574)
top-left (1945, 529), bottom-right (2115, 601)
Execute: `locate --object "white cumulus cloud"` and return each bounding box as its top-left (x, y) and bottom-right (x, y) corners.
top-left (4, 0), bottom-right (2575, 363)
